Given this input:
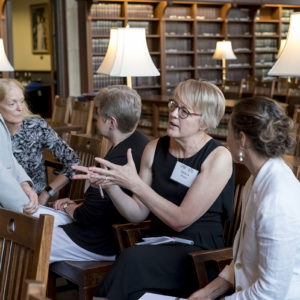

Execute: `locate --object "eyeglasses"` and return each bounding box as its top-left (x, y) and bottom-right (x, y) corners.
top-left (168, 99), bottom-right (202, 119)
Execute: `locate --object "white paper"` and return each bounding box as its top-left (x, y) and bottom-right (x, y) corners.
top-left (138, 292), bottom-right (186, 300)
top-left (136, 236), bottom-right (194, 246)
top-left (33, 205), bottom-right (73, 227)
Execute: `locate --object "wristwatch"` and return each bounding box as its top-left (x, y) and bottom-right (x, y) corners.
top-left (44, 185), bottom-right (55, 197)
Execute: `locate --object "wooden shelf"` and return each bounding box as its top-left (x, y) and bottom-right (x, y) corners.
top-left (80, 1), bottom-right (300, 94)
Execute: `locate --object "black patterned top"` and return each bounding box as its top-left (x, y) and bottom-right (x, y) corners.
top-left (11, 117), bottom-right (80, 194)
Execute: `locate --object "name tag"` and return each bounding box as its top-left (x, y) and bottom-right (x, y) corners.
top-left (170, 161), bottom-right (199, 187)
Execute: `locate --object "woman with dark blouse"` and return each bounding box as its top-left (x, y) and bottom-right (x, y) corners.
top-left (79, 79), bottom-right (235, 299)
top-left (0, 79), bottom-right (80, 204)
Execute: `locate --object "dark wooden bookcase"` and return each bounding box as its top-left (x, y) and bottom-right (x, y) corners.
top-left (78, 0), bottom-right (300, 139)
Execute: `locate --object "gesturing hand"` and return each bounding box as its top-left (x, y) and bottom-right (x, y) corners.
top-left (90, 148), bottom-right (140, 191)
top-left (72, 164), bottom-right (109, 188)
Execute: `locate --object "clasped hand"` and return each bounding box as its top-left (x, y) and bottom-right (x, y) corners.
top-left (72, 148), bottom-right (139, 191)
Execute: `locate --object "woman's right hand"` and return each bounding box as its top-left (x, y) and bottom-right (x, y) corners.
top-left (188, 288), bottom-right (212, 300)
top-left (53, 198), bottom-right (75, 211)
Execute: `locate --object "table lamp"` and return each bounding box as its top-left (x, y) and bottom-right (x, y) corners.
top-left (97, 27), bottom-right (160, 88)
top-left (276, 39), bottom-right (286, 58)
top-left (213, 40), bottom-right (236, 88)
top-left (269, 12), bottom-right (300, 77)
top-left (0, 38), bottom-right (14, 72)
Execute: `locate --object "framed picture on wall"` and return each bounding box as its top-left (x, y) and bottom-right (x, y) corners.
top-left (30, 4), bottom-right (50, 54)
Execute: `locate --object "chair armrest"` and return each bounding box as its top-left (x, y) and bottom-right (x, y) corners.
top-left (189, 247), bottom-right (233, 288)
top-left (112, 220), bottom-right (151, 251)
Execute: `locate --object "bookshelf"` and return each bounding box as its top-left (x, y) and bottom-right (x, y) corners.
top-left (139, 95), bottom-right (238, 139)
top-left (85, 0), bottom-right (164, 94)
top-left (79, 1), bottom-right (300, 138)
top-left (81, 1), bottom-right (300, 95)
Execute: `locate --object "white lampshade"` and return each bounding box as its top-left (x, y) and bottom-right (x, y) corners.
top-left (0, 39), bottom-right (14, 71)
top-left (269, 12), bottom-right (300, 76)
top-left (276, 39), bottom-right (286, 58)
top-left (97, 27), bottom-right (159, 77)
top-left (213, 41), bottom-right (237, 60)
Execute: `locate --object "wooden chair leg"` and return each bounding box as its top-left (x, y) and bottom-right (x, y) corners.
top-left (46, 272), bottom-right (57, 300)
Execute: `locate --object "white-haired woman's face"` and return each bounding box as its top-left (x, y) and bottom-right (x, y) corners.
top-left (0, 85), bottom-right (24, 126)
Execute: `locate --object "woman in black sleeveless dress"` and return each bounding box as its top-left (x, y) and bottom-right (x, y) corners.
top-left (90, 79), bottom-right (235, 300)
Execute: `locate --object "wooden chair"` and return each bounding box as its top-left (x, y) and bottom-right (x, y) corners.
top-left (241, 76), bottom-right (256, 97)
top-left (47, 134), bottom-right (113, 300)
top-left (50, 96), bottom-right (73, 124)
top-left (294, 165), bottom-right (300, 181)
top-left (47, 222), bottom-right (150, 300)
top-left (22, 280), bottom-right (51, 300)
top-left (253, 78), bottom-right (276, 99)
top-left (286, 83), bottom-right (300, 117)
top-left (67, 134), bottom-right (111, 200)
top-left (292, 108), bottom-right (300, 157)
top-left (0, 209), bottom-right (54, 300)
top-left (189, 163), bottom-right (250, 288)
top-left (222, 80), bottom-right (244, 100)
top-left (69, 100), bottom-right (94, 135)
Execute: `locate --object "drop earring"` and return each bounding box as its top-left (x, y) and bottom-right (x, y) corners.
top-left (239, 150), bottom-right (244, 162)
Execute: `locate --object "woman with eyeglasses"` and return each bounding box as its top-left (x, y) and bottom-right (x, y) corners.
top-left (86, 79), bottom-right (235, 300)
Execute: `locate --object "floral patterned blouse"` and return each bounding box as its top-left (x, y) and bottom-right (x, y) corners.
top-left (11, 117), bottom-right (80, 194)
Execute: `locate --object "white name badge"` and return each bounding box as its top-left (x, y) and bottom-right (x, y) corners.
top-left (170, 161), bottom-right (199, 188)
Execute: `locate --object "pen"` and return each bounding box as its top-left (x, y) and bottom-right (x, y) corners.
top-left (91, 165), bottom-right (105, 199)
top-left (99, 185), bottom-right (104, 199)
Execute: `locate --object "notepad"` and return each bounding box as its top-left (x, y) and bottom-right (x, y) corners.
top-left (138, 292), bottom-right (186, 299)
top-left (135, 236), bottom-right (194, 246)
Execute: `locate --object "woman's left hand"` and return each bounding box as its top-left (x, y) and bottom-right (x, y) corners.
top-left (91, 148), bottom-right (140, 191)
top-left (21, 182), bottom-right (39, 214)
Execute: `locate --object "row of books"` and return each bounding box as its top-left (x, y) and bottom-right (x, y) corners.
top-left (91, 20), bottom-right (123, 35)
top-left (255, 23), bottom-right (277, 34)
top-left (165, 39), bottom-right (192, 52)
top-left (166, 56), bottom-right (193, 69)
top-left (228, 23), bottom-right (251, 36)
top-left (255, 38), bottom-right (278, 48)
top-left (91, 3), bottom-right (121, 18)
top-left (197, 23), bottom-right (222, 35)
top-left (127, 4), bottom-right (154, 18)
top-left (93, 74), bottom-right (124, 89)
top-left (228, 8), bottom-right (251, 20)
top-left (92, 56), bottom-right (104, 72)
top-left (255, 53), bottom-right (276, 64)
top-left (165, 70), bottom-right (193, 87)
top-left (91, 38), bottom-right (109, 53)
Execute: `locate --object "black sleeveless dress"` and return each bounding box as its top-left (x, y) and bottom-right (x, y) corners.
top-left (97, 136), bottom-right (235, 300)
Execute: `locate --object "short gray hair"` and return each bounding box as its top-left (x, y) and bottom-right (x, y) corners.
top-left (94, 85), bottom-right (141, 133)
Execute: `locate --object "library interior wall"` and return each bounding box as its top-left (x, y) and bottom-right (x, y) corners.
top-left (11, 0), bottom-right (51, 71)
top-left (66, 0), bottom-right (81, 96)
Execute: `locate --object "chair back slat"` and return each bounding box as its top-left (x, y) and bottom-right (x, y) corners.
top-left (70, 100), bottom-right (94, 135)
top-left (0, 209), bottom-right (53, 300)
top-left (51, 96), bottom-right (73, 124)
top-left (222, 80), bottom-right (244, 99)
top-left (253, 78), bottom-right (275, 98)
